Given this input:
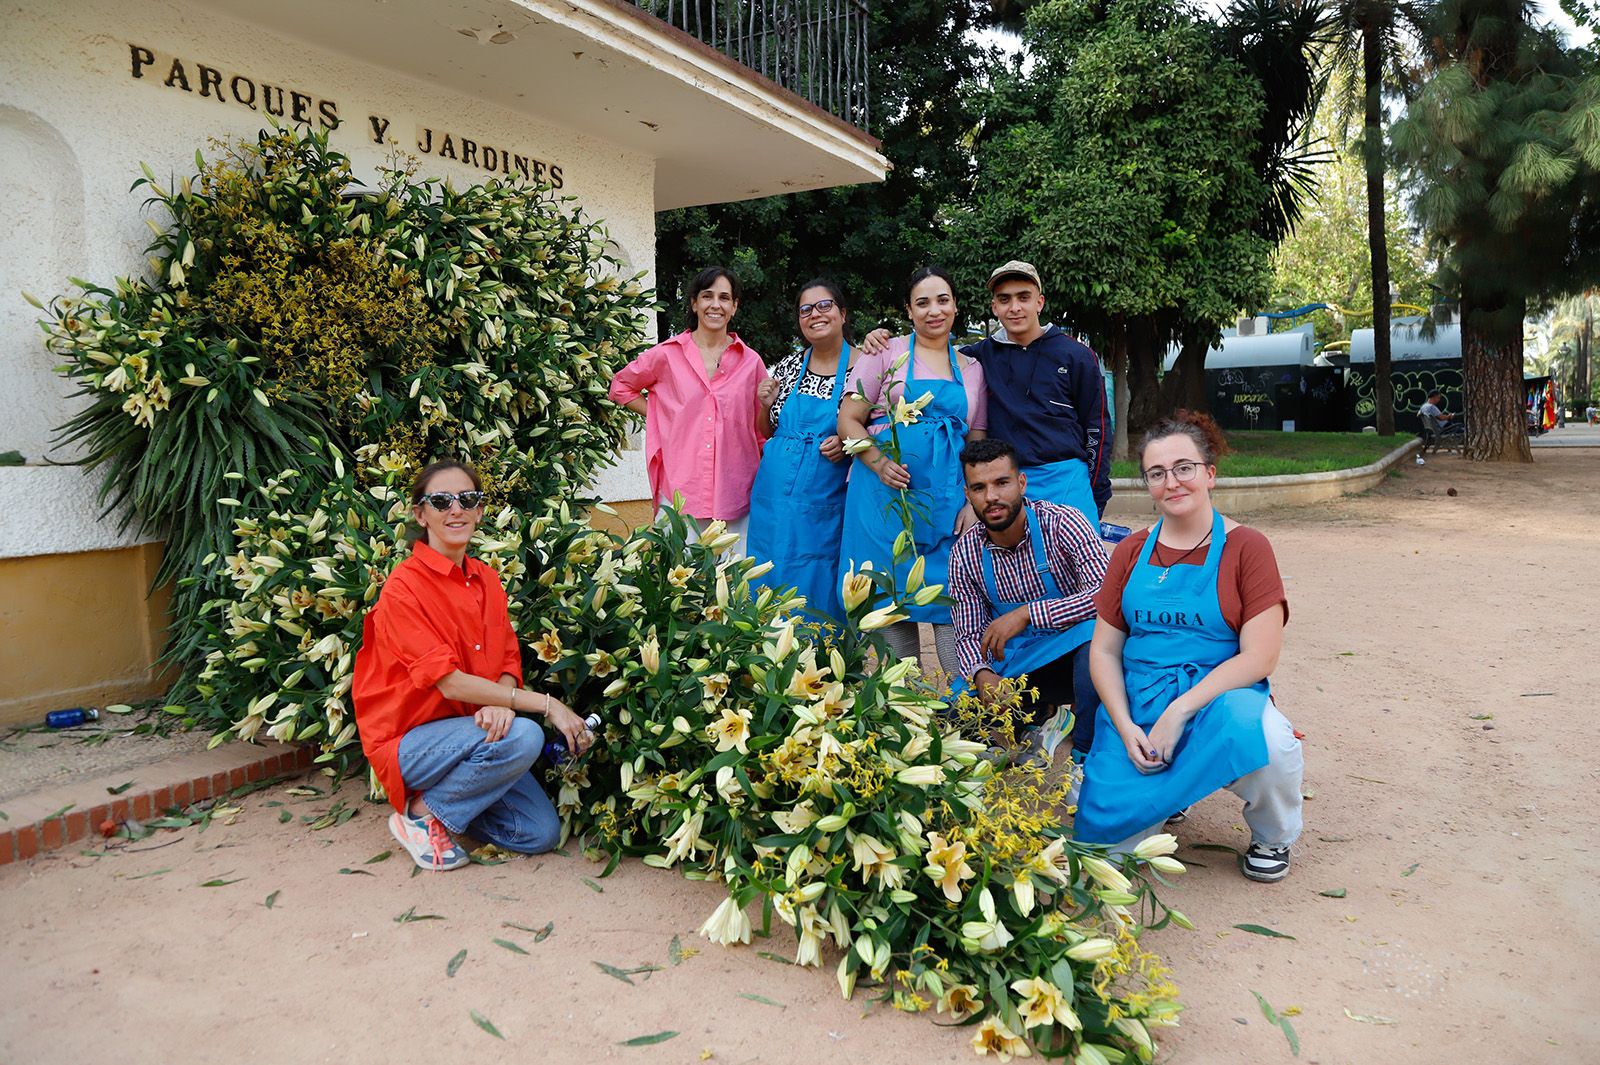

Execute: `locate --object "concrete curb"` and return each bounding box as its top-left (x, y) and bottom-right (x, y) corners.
top-left (1104, 437), bottom-right (1422, 516)
top-left (0, 741), bottom-right (314, 865)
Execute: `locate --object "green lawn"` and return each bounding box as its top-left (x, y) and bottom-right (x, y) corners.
top-left (1109, 431), bottom-right (1406, 479)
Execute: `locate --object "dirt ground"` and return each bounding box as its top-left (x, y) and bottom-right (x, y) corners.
top-left (2, 451), bottom-right (1596, 1065)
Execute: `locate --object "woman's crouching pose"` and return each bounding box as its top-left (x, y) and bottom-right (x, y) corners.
top-left (1074, 414), bottom-right (1304, 882)
top-left (352, 460), bottom-right (595, 871)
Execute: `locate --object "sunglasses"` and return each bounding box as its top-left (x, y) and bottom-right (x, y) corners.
top-left (419, 490), bottom-right (485, 511)
top-left (798, 298), bottom-right (838, 318)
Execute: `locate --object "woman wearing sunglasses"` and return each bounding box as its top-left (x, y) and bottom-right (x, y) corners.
top-left (1074, 413), bottom-right (1304, 883)
top-left (608, 265), bottom-right (768, 551)
top-left (746, 279), bottom-right (855, 620)
top-left (352, 460), bottom-right (595, 871)
top-left (837, 265), bottom-right (987, 672)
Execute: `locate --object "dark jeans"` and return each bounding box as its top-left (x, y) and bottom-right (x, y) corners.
top-left (1017, 644), bottom-right (1099, 755)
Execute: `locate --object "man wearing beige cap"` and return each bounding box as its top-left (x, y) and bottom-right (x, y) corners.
top-left (864, 261), bottom-right (1111, 526)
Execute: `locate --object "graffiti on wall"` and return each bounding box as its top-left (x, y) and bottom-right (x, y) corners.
top-left (1347, 361), bottom-right (1463, 423)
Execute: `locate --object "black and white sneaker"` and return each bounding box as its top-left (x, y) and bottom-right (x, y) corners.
top-left (1241, 842), bottom-right (1291, 882)
top-left (1165, 806), bottom-right (1192, 826)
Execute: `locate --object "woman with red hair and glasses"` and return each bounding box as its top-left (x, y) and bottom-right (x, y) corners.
top-left (1074, 413), bottom-right (1303, 883)
top-left (353, 459), bottom-right (594, 871)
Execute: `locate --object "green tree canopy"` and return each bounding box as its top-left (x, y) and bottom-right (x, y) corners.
top-left (655, 1), bottom-right (1007, 358)
top-left (945, 0), bottom-right (1278, 453)
top-left (1393, 0), bottom-right (1600, 459)
top-left (1269, 80), bottom-right (1436, 341)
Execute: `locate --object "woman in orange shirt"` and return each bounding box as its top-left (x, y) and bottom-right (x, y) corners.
top-left (352, 460), bottom-right (594, 871)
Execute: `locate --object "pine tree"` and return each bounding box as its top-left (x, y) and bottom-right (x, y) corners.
top-left (1393, 0), bottom-right (1600, 460)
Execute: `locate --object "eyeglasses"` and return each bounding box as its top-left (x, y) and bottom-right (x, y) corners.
top-left (798, 299), bottom-right (838, 318)
top-left (1140, 461), bottom-right (1204, 488)
top-left (420, 490), bottom-right (485, 511)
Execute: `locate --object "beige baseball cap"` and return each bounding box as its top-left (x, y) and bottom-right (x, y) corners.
top-left (988, 260), bottom-right (1042, 290)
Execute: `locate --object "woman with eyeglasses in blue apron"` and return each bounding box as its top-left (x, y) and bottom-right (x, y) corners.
top-left (747, 279), bottom-right (856, 621)
top-left (836, 266), bottom-right (987, 673)
top-left (1075, 413), bottom-right (1304, 883)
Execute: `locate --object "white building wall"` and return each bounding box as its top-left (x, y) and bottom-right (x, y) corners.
top-left (0, 0), bottom-right (655, 559)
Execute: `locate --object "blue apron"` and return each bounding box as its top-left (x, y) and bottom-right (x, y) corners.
top-left (838, 338), bottom-right (969, 624)
top-left (747, 344), bottom-right (853, 621)
top-left (1074, 512), bottom-right (1272, 844)
top-left (1021, 459), bottom-right (1098, 529)
top-left (977, 502), bottom-right (1096, 679)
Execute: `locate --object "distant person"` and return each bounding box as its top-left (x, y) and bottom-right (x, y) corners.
top-left (1074, 413), bottom-right (1304, 883)
top-left (747, 278), bottom-right (857, 620)
top-left (861, 260), bottom-right (1110, 526)
top-left (353, 460), bottom-right (594, 871)
top-left (608, 266), bottom-right (768, 551)
top-left (1417, 389), bottom-right (1452, 463)
top-left (948, 438), bottom-right (1108, 765)
top-left (837, 265), bottom-right (987, 673)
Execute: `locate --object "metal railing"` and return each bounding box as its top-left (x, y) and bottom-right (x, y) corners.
top-left (633, 1), bottom-right (871, 132)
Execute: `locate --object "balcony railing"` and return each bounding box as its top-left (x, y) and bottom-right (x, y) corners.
top-left (633, 1), bottom-right (871, 132)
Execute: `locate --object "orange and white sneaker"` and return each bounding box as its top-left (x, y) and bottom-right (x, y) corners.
top-left (389, 811), bottom-right (470, 871)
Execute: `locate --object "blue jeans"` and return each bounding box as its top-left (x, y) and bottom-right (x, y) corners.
top-left (396, 716), bottom-right (561, 854)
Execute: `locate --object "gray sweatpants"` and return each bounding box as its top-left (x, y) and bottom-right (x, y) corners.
top-left (1105, 703), bottom-right (1304, 854)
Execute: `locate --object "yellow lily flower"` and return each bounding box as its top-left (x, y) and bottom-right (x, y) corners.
top-left (924, 831), bottom-right (975, 902)
top-left (937, 983), bottom-right (983, 1022)
top-left (971, 1016), bottom-right (1031, 1060)
top-left (1010, 976), bottom-right (1081, 1031)
top-left (707, 706), bottom-right (753, 753)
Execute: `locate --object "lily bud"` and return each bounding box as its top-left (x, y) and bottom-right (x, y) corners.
top-left (904, 555), bottom-right (926, 593)
top-left (640, 636), bottom-right (661, 673)
top-left (1065, 937), bottom-right (1115, 962)
top-left (860, 605), bottom-right (909, 631)
top-left (1148, 855), bottom-right (1186, 876)
top-left (1132, 833), bottom-right (1179, 860)
top-left (891, 529), bottom-right (912, 562)
top-left (912, 583), bottom-right (944, 607)
top-left (815, 814), bottom-right (850, 833)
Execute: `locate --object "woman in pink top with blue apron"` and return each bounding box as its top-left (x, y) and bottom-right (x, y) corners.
top-left (836, 266), bottom-right (987, 673)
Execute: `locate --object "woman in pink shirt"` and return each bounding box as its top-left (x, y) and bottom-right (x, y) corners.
top-left (608, 267), bottom-right (769, 548)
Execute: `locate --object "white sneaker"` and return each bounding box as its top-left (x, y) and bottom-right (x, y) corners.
top-left (389, 811), bottom-right (470, 871)
top-left (1415, 455), bottom-right (1426, 466)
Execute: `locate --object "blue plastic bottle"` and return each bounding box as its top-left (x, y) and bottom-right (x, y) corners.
top-left (542, 713), bottom-right (604, 766)
top-left (46, 707), bottom-right (99, 728)
top-left (1099, 522), bottom-right (1132, 544)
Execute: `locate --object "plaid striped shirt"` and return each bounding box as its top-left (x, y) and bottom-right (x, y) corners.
top-left (949, 499), bottom-right (1109, 680)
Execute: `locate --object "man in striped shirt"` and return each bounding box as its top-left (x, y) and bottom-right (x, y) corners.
top-left (949, 438), bottom-right (1109, 762)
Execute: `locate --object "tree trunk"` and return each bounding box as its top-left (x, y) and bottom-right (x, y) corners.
top-left (1363, 23), bottom-right (1396, 438)
top-left (1106, 317), bottom-right (1131, 461)
top-left (1126, 315), bottom-right (1163, 435)
top-left (1461, 294), bottom-right (1534, 462)
top-left (1579, 306), bottom-right (1592, 408)
top-left (1158, 329), bottom-right (1211, 414)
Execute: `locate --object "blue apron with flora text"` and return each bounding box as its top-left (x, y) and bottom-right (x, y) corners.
top-left (978, 502), bottom-right (1096, 680)
top-left (1021, 459), bottom-right (1098, 529)
top-left (747, 344), bottom-right (853, 621)
top-left (837, 339), bottom-right (969, 624)
top-left (1074, 512), bottom-right (1272, 844)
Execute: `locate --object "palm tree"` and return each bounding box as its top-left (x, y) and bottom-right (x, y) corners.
top-left (1319, 0), bottom-right (1432, 437)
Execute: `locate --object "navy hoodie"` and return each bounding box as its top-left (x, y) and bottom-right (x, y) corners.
top-left (961, 325), bottom-right (1111, 513)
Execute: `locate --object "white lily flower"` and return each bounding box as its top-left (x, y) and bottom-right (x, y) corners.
top-left (699, 895), bottom-right (752, 946)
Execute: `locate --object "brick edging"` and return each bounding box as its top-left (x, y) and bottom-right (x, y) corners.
top-left (0, 744), bottom-right (316, 866)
